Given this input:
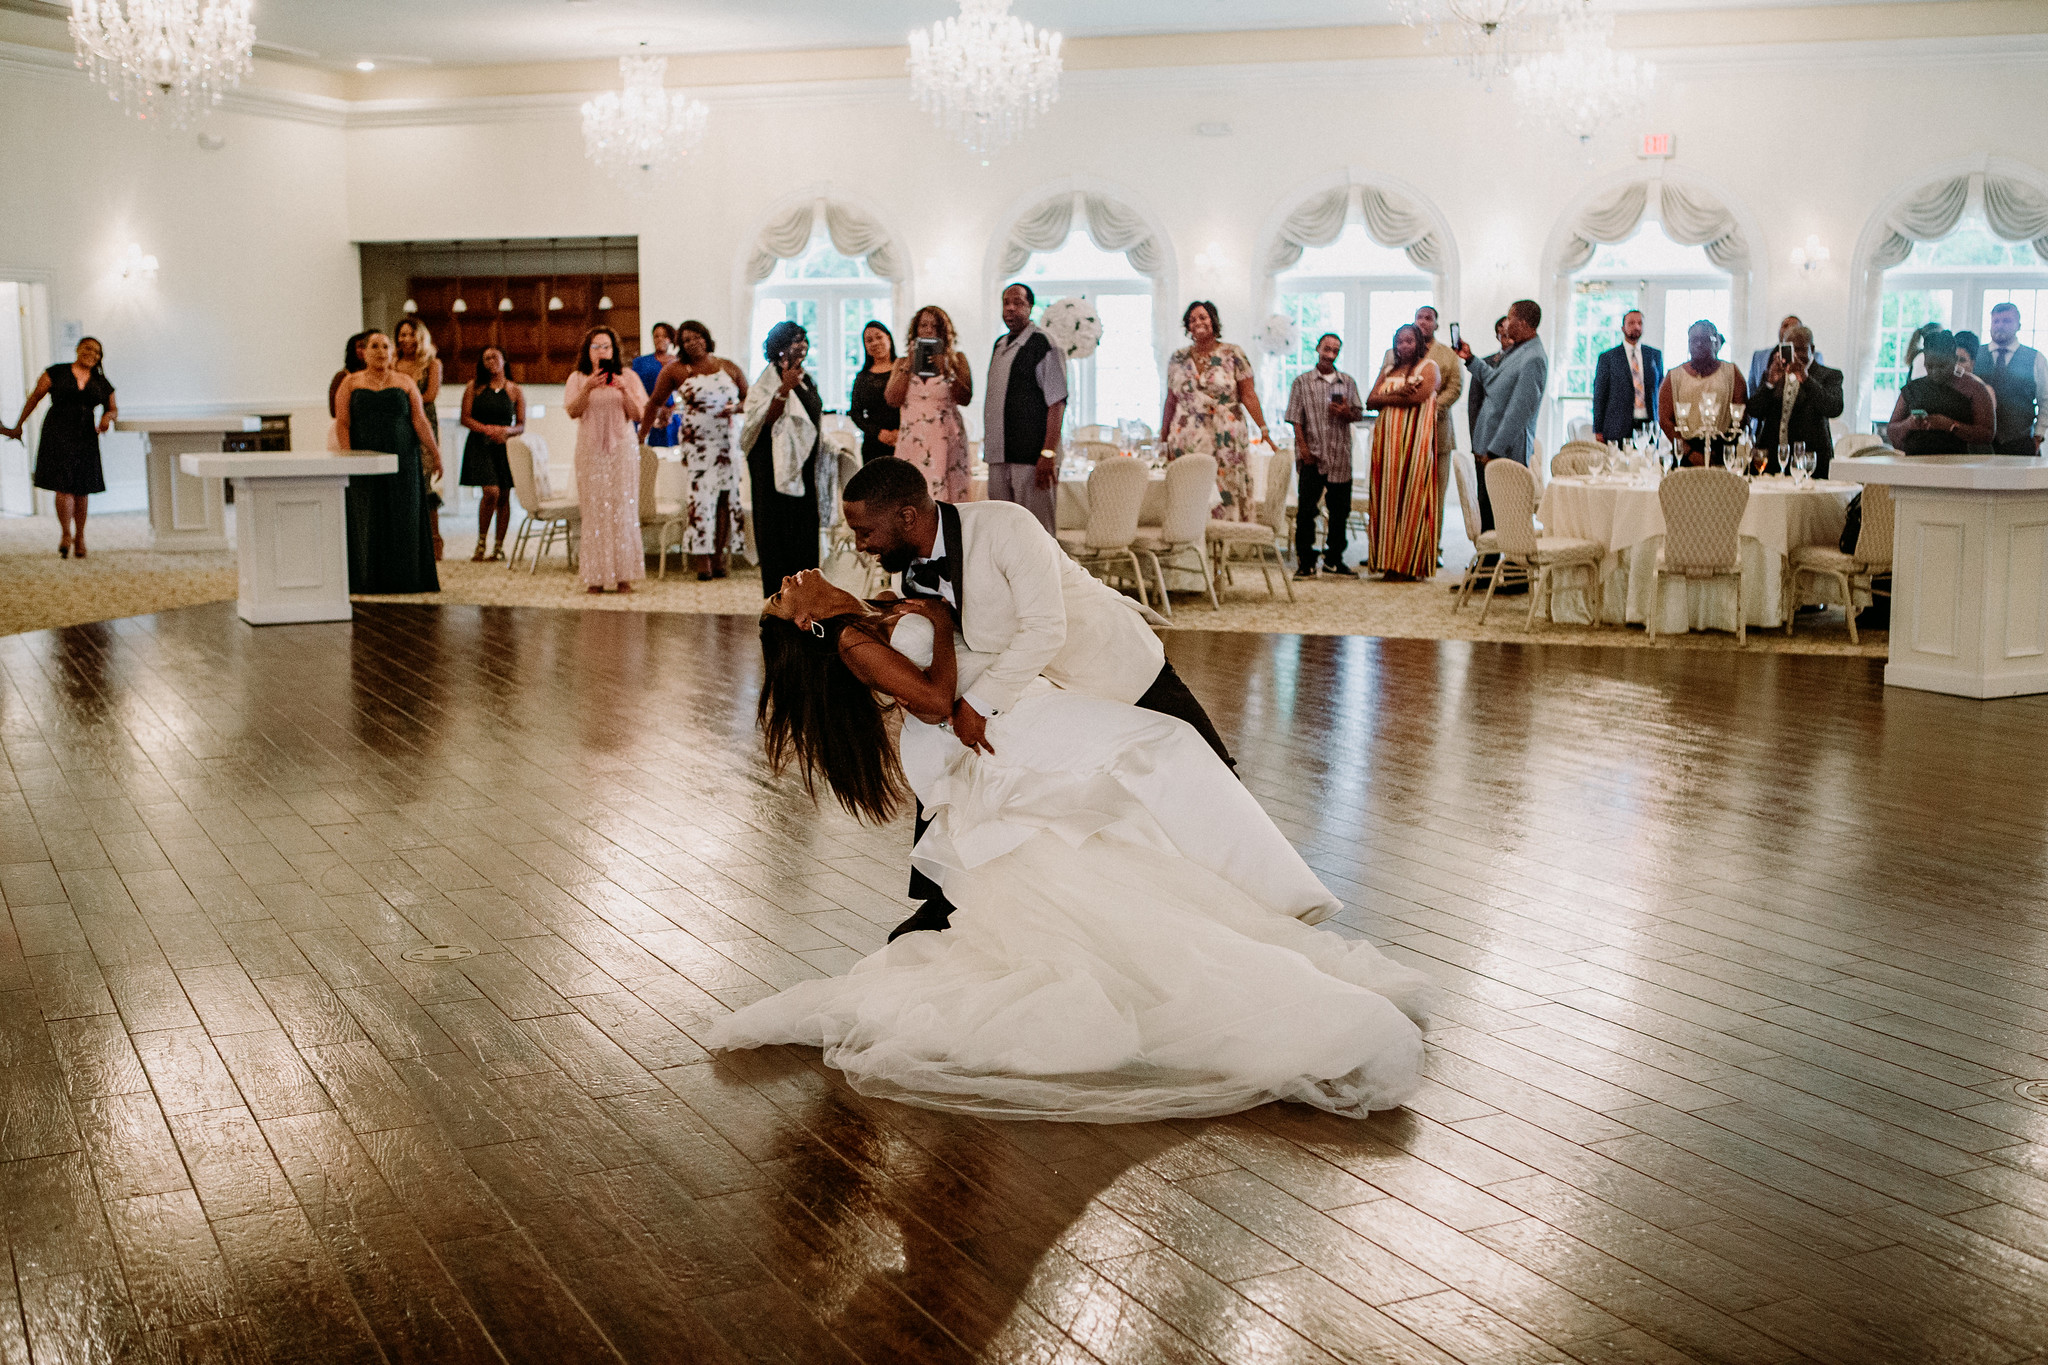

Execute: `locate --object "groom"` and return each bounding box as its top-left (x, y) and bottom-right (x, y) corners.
top-left (841, 457), bottom-right (1236, 940)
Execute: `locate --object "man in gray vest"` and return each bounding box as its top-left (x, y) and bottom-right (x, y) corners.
top-left (1981, 302), bottom-right (2045, 455)
top-left (983, 283), bottom-right (1069, 534)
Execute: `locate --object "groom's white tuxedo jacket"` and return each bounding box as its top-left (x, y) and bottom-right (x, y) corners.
top-left (920, 500), bottom-right (1164, 715)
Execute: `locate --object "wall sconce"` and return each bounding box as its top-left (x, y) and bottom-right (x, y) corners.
top-left (1789, 235), bottom-right (1830, 275)
top-left (119, 243), bottom-right (159, 281)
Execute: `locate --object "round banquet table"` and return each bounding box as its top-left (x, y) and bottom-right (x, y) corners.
top-left (1535, 474), bottom-right (1861, 631)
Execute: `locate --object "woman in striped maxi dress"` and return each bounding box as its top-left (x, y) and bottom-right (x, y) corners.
top-left (1365, 324), bottom-right (1442, 582)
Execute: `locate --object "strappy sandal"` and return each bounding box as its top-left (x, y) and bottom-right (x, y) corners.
top-left (471, 538), bottom-right (487, 562)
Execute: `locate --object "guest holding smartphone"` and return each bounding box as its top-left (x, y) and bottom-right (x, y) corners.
top-left (740, 322), bottom-right (824, 595)
top-left (885, 306), bottom-right (972, 502)
top-left (1746, 327), bottom-right (1842, 475)
top-left (564, 326), bottom-right (647, 594)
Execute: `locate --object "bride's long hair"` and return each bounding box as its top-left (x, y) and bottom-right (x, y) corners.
top-left (758, 615), bottom-right (909, 825)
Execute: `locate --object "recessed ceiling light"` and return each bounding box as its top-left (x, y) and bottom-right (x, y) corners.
top-left (355, 60), bottom-right (376, 71)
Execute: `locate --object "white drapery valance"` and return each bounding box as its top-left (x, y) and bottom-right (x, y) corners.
top-left (998, 192), bottom-right (1166, 278)
top-left (1265, 184), bottom-right (1446, 276)
top-left (1560, 181), bottom-right (1748, 272)
top-left (746, 199), bottom-right (905, 284)
top-left (1868, 172), bottom-right (2048, 269)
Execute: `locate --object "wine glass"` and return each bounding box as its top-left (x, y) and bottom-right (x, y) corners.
top-left (1720, 442), bottom-right (1743, 476)
top-left (1793, 443), bottom-right (1814, 486)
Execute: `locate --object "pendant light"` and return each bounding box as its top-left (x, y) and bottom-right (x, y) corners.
top-left (450, 241), bottom-right (468, 313)
top-left (546, 238), bottom-right (564, 311)
top-left (497, 238), bottom-right (514, 312)
top-left (596, 236), bottom-right (614, 312)
top-left (400, 240), bottom-right (418, 314)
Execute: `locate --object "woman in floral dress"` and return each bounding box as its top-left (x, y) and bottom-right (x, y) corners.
top-left (564, 326), bottom-right (647, 594)
top-left (1162, 301), bottom-right (1273, 521)
top-left (884, 305), bottom-right (973, 502)
top-left (643, 321), bottom-right (748, 579)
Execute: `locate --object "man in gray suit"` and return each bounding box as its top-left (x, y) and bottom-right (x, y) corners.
top-left (1455, 299), bottom-right (1548, 536)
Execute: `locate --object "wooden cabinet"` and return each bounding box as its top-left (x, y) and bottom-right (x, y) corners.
top-left (403, 274), bottom-right (640, 384)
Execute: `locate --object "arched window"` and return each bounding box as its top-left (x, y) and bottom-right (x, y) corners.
top-left (750, 228), bottom-right (893, 411)
top-left (1560, 222), bottom-right (1732, 433)
top-left (1015, 230), bottom-right (1158, 428)
top-left (1870, 216), bottom-right (2045, 425)
top-left (1273, 225), bottom-right (1433, 398)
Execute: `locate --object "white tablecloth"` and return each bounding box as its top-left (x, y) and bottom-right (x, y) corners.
top-left (1536, 475), bottom-right (1859, 630)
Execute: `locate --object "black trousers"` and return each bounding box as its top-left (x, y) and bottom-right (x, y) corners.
top-left (745, 444), bottom-right (819, 597)
top-left (1295, 465), bottom-right (1352, 569)
top-left (1994, 437), bottom-right (2041, 456)
top-left (1473, 452), bottom-right (1526, 533)
top-left (908, 658), bottom-right (1234, 903)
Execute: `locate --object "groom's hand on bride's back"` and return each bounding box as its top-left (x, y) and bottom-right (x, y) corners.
top-left (951, 700), bottom-right (994, 755)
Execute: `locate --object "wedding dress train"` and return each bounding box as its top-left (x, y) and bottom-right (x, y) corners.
top-left (705, 615), bottom-right (1434, 1122)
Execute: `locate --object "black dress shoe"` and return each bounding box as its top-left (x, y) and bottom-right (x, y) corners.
top-left (888, 899), bottom-right (954, 941)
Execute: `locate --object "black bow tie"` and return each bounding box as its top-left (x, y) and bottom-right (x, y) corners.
top-left (905, 558), bottom-right (950, 596)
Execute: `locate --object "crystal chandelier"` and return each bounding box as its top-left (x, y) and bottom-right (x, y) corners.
top-left (69, 0), bottom-right (257, 125)
top-left (580, 52), bottom-right (708, 189)
top-left (908, 0), bottom-right (1062, 161)
top-left (1392, 0), bottom-right (1549, 85)
top-left (1511, 1), bottom-right (1655, 147)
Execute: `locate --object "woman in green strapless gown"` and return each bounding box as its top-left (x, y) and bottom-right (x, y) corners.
top-left (338, 331), bottom-right (441, 594)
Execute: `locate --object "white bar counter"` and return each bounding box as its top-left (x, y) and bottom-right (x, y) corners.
top-left (179, 449), bottom-right (396, 626)
top-left (115, 415), bottom-right (261, 551)
top-left (1837, 454), bottom-right (2048, 699)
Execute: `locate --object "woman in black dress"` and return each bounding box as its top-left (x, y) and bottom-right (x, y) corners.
top-left (1886, 329), bottom-right (1995, 455)
top-left (1, 337), bottom-right (116, 558)
top-left (847, 321), bottom-right (901, 463)
top-left (738, 322), bottom-right (823, 596)
top-left (458, 346), bottom-right (526, 561)
top-left (335, 331), bottom-right (442, 593)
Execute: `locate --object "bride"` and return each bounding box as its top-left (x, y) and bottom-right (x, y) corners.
top-left (705, 569), bottom-right (1435, 1122)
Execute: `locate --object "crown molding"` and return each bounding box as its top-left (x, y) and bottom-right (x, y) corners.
top-left (0, 40), bottom-right (350, 125)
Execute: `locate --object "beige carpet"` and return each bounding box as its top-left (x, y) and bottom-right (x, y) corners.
top-left (0, 512), bottom-right (237, 637)
top-left (2, 511), bottom-right (1884, 655)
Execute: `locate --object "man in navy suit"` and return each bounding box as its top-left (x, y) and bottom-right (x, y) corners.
top-left (1590, 309), bottom-right (1662, 443)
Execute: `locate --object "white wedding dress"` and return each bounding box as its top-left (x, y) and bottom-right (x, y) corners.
top-left (706, 615), bottom-right (1435, 1122)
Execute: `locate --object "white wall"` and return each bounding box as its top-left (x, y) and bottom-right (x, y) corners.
top-left (0, 56), bottom-right (356, 437)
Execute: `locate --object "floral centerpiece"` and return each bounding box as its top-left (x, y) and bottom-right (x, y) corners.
top-left (1040, 296), bottom-right (1103, 360)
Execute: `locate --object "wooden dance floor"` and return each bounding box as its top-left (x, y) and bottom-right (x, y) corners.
top-left (5, 601), bottom-right (2048, 1365)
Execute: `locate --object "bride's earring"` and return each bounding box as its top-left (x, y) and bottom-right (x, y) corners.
top-left (809, 621), bottom-right (826, 638)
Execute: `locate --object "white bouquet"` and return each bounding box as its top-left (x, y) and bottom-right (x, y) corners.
top-left (1040, 296), bottom-right (1103, 361)
top-left (1251, 313), bottom-right (1301, 359)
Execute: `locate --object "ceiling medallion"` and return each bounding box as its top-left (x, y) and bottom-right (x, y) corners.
top-left (69, 0), bottom-right (257, 125)
top-left (581, 51), bottom-right (709, 190)
top-left (908, 0), bottom-right (1063, 162)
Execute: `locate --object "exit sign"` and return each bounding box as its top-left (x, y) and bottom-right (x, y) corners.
top-left (1639, 133), bottom-right (1675, 159)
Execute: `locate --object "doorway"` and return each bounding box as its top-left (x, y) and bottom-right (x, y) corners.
top-left (0, 281), bottom-right (48, 515)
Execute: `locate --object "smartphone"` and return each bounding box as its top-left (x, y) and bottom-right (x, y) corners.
top-left (1778, 341), bottom-right (1795, 361)
top-left (1910, 409), bottom-right (1929, 419)
top-left (913, 336), bottom-right (940, 378)
top-left (599, 355), bottom-right (622, 378)
top-left (1448, 322), bottom-right (1462, 349)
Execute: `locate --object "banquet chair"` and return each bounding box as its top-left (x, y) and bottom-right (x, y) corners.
top-left (1206, 451), bottom-right (1296, 602)
top-left (1567, 416), bottom-right (1594, 443)
top-left (824, 446), bottom-right (886, 596)
top-left (1835, 432), bottom-right (1885, 460)
top-left (1479, 459), bottom-right (1603, 628)
top-left (1075, 424), bottom-right (1113, 445)
top-left (638, 447), bottom-right (689, 579)
top-left (1075, 440), bottom-right (1122, 464)
top-left (1451, 450), bottom-right (1514, 609)
top-left (1551, 441), bottom-right (1606, 477)
top-left (1651, 467), bottom-right (1751, 644)
top-left (1133, 453), bottom-right (1220, 616)
top-left (1055, 456), bottom-right (1150, 606)
top-left (506, 438), bottom-right (579, 574)
top-left (1785, 481), bottom-right (1892, 643)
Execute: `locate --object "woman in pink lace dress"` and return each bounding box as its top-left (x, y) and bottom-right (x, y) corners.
top-left (564, 326), bottom-right (647, 594)
top-left (884, 305), bottom-right (973, 502)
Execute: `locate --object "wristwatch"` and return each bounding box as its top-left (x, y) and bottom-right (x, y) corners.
top-left (1039, 448), bottom-right (1058, 460)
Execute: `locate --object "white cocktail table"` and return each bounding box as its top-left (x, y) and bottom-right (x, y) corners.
top-left (1837, 455), bottom-right (2048, 698)
top-left (115, 416), bottom-right (261, 551)
top-left (179, 450), bottom-right (397, 625)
